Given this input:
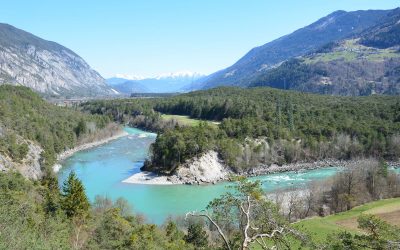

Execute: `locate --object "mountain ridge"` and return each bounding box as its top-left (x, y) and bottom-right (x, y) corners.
top-left (0, 23), bottom-right (114, 98)
top-left (199, 9), bottom-right (392, 90)
top-left (107, 72), bottom-right (205, 94)
top-left (249, 8), bottom-right (400, 95)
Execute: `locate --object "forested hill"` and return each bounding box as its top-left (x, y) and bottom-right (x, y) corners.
top-left (81, 87), bottom-right (400, 174)
top-left (0, 85), bottom-right (114, 179)
top-left (246, 8), bottom-right (400, 95)
top-left (198, 9), bottom-right (391, 89)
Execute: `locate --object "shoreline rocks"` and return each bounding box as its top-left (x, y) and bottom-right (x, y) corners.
top-left (123, 154), bottom-right (400, 185)
top-left (0, 140), bottom-right (43, 180)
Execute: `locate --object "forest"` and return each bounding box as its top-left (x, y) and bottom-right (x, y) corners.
top-left (0, 85), bottom-right (114, 174)
top-left (82, 87), bottom-right (400, 174)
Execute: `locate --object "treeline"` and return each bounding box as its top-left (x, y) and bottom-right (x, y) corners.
top-left (149, 87), bottom-right (400, 172)
top-left (82, 87), bottom-right (400, 173)
top-left (0, 85), bottom-right (112, 173)
top-left (80, 99), bottom-right (177, 132)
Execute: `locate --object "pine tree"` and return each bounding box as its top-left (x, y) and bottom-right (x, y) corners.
top-left (184, 222), bottom-right (208, 248)
top-left (61, 171), bottom-right (90, 218)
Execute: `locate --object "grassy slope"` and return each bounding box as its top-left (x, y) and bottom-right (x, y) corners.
top-left (305, 39), bottom-right (400, 64)
top-left (161, 114), bottom-right (219, 127)
top-left (251, 198), bottom-right (400, 249)
top-left (294, 198), bottom-right (400, 244)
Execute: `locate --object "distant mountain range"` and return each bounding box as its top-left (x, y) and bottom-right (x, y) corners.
top-left (107, 71), bottom-right (205, 94)
top-left (198, 8), bottom-right (400, 95)
top-left (2, 7), bottom-right (399, 98)
top-left (0, 23), bottom-right (115, 98)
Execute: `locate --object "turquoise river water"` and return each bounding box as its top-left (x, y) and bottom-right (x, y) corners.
top-left (58, 127), bottom-right (344, 224)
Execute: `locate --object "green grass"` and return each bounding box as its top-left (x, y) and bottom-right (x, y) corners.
top-left (304, 38), bottom-right (400, 64)
top-left (294, 198), bottom-right (400, 244)
top-left (250, 198), bottom-right (400, 249)
top-left (161, 114), bottom-right (219, 127)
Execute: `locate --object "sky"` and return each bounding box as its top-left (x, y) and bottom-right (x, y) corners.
top-left (0, 0), bottom-right (399, 78)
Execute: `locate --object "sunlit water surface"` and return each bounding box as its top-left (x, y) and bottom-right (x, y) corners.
top-left (59, 127), bottom-right (398, 224)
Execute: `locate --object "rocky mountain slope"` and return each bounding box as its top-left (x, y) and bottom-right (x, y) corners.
top-left (199, 9), bottom-right (392, 90)
top-left (0, 23), bottom-right (115, 97)
top-left (250, 8), bottom-right (400, 95)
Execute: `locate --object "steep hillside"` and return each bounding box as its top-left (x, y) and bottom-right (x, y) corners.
top-left (0, 85), bottom-right (114, 179)
top-left (360, 7), bottom-right (400, 49)
top-left (250, 38), bottom-right (400, 95)
top-left (0, 23), bottom-right (114, 97)
top-left (199, 9), bottom-right (390, 89)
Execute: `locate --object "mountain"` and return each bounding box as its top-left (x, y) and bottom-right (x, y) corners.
top-left (107, 78), bottom-right (149, 93)
top-left (107, 71), bottom-right (205, 94)
top-left (0, 23), bottom-right (114, 97)
top-left (359, 8), bottom-right (400, 49)
top-left (250, 8), bottom-right (400, 95)
top-left (199, 9), bottom-right (392, 89)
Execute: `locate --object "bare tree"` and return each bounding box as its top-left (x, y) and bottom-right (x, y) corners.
top-left (186, 178), bottom-right (305, 250)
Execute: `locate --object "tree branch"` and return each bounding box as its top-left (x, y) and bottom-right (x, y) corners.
top-left (186, 211), bottom-right (231, 250)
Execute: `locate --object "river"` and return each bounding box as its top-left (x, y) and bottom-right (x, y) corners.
top-left (58, 127), bottom-right (341, 224)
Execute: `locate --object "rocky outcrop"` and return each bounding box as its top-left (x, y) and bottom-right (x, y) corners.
top-left (123, 150), bottom-right (231, 185)
top-left (173, 151), bottom-right (230, 184)
top-left (0, 140), bottom-right (43, 180)
top-left (0, 23), bottom-right (115, 97)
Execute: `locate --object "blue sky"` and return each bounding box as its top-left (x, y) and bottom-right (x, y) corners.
top-left (0, 0), bottom-right (398, 77)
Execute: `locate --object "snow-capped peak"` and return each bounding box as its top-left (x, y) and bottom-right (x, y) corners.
top-left (114, 73), bottom-right (145, 80)
top-left (114, 71), bottom-right (205, 81)
top-left (154, 71), bottom-right (205, 80)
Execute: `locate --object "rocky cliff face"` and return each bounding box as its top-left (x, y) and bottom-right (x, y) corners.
top-left (0, 23), bottom-right (115, 97)
top-left (0, 139), bottom-right (43, 180)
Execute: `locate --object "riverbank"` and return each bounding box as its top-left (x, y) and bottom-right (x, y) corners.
top-left (53, 129), bottom-right (129, 173)
top-left (122, 171), bottom-right (176, 185)
top-left (123, 153), bottom-right (400, 185)
top-left (123, 151), bottom-right (230, 185)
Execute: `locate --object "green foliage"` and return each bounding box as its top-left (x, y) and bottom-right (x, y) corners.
top-left (82, 87), bottom-right (400, 173)
top-left (89, 208), bottom-right (133, 249)
top-left (0, 132), bottom-right (29, 162)
top-left (326, 214), bottom-right (400, 249)
top-left (249, 58), bottom-right (327, 90)
top-left (0, 172), bottom-right (71, 249)
top-left (0, 85), bottom-right (111, 170)
top-left (0, 172), bottom-right (195, 249)
top-left (61, 171), bottom-right (90, 218)
top-left (144, 122), bottom-right (221, 173)
top-left (141, 87), bottom-right (399, 172)
top-left (184, 222), bottom-right (209, 249)
top-left (74, 119), bottom-right (87, 137)
top-left (199, 179), bottom-right (305, 249)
